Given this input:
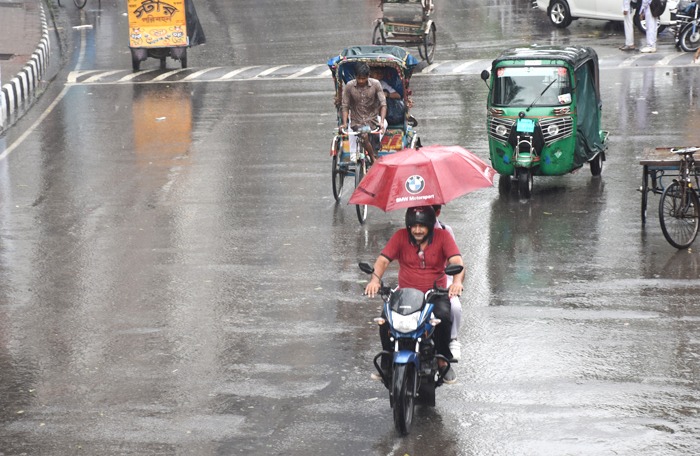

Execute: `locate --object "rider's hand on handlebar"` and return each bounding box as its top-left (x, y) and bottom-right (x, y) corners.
top-left (448, 282), bottom-right (463, 298)
top-left (365, 279), bottom-right (381, 298)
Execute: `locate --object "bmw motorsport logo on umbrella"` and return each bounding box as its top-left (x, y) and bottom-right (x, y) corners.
top-left (405, 175), bottom-right (425, 194)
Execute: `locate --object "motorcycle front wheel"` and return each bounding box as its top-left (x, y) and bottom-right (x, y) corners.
top-left (679, 22), bottom-right (700, 52)
top-left (392, 363), bottom-right (417, 435)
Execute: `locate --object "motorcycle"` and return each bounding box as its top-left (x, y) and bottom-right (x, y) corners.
top-left (359, 261), bottom-right (463, 435)
top-left (677, 1), bottom-right (700, 52)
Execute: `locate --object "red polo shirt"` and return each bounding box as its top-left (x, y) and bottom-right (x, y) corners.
top-left (381, 228), bottom-right (461, 293)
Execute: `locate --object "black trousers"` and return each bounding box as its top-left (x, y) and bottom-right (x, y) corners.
top-left (379, 293), bottom-right (452, 360)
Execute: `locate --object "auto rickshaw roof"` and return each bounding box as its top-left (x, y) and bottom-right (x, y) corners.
top-left (492, 45), bottom-right (598, 70)
top-left (327, 45), bottom-right (419, 82)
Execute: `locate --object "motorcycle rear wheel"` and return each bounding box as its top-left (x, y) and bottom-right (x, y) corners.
top-left (392, 363), bottom-right (417, 435)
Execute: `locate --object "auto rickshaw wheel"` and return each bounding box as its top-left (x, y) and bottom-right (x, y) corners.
top-left (498, 174), bottom-right (512, 196)
top-left (517, 169), bottom-right (533, 199)
top-left (590, 152), bottom-right (604, 176)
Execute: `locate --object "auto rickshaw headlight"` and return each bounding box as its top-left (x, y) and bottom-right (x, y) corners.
top-left (495, 125), bottom-right (508, 137)
top-left (547, 124), bottom-right (559, 136)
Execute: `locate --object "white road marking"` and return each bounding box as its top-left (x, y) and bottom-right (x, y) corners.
top-left (255, 65), bottom-right (289, 77)
top-left (287, 64), bottom-right (322, 79)
top-left (217, 66), bottom-right (260, 80)
top-left (182, 67), bottom-right (224, 81)
top-left (153, 69), bottom-right (188, 81)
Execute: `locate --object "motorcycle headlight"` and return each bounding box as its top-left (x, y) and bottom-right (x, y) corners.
top-left (391, 311), bottom-right (421, 333)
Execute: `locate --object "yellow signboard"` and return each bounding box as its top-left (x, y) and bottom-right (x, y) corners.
top-left (127, 0), bottom-right (188, 48)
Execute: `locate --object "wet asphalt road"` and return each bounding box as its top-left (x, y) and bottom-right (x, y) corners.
top-left (1, 0), bottom-right (700, 454)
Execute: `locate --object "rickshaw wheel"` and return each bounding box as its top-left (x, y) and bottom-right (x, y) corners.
top-left (590, 152), bottom-right (603, 176)
top-left (160, 58), bottom-right (166, 70)
top-left (372, 23), bottom-right (386, 45)
top-left (130, 49), bottom-right (141, 72)
top-left (517, 169), bottom-right (533, 199)
top-left (355, 160), bottom-right (368, 224)
top-left (498, 174), bottom-right (512, 196)
top-left (331, 136), bottom-right (347, 203)
top-left (422, 24), bottom-right (436, 64)
top-left (180, 49), bottom-right (188, 69)
top-left (73, 0), bottom-right (87, 8)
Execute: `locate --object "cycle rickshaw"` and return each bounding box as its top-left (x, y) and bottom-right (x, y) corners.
top-left (372, 0), bottom-right (436, 64)
top-left (327, 45), bottom-right (421, 224)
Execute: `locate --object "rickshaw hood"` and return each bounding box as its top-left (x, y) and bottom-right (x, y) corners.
top-left (327, 45), bottom-right (419, 83)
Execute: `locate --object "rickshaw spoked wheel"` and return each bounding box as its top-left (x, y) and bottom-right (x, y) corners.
top-left (331, 136), bottom-right (346, 203)
top-left (517, 169), bottom-right (533, 199)
top-left (372, 22), bottom-right (386, 45)
top-left (421, 23), bottom-right (436, 64)
top-left (355, 160), bottom-right (368, 224)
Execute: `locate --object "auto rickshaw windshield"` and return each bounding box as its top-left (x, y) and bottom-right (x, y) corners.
top-left (492, 66), bottom-right (571, 107)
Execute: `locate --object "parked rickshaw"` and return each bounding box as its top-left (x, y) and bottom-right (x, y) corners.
top-left (127, 0), bottom-right (206, 71)
top-left (372, 0), bottom-right (436, 64)
top-left (480, 45), bottom-right (608, 198)
top-left (327, 45), bottom-right (421, 224)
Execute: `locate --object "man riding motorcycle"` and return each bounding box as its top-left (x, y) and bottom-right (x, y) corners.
top-left (364, 206), bottom-right (465, 382)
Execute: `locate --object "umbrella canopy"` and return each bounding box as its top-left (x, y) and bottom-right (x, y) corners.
top-left (348, 145), bottom-right (496, 211)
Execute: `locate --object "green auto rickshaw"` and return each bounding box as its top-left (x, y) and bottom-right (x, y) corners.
top-left (480, 45), bottom-right (608, 198)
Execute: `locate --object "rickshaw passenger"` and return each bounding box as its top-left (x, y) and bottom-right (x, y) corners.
top-left (370, 67), bottom-right (401, 100)
top-left (341, 62), bottom-right (387, 163)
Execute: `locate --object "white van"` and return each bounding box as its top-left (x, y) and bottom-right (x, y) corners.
top-left (534, 0), bottom-right (678, 32)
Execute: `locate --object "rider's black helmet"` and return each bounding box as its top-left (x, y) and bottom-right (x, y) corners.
top-left (405, 206), bottom-right (436, 245)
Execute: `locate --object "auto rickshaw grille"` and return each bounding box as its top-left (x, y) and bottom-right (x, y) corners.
top-left (539, 117), bottom-right (573, 145)
top-left (488, 116), bottom-right (515, 143)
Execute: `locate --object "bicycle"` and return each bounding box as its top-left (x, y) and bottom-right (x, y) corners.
top-left (333, 125), bottom-right (380, 224)
top-left (658, 146), bottom-right (700, 249)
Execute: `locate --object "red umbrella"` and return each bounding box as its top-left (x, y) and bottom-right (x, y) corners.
top-left (348, 145), bottom-right (496, 211)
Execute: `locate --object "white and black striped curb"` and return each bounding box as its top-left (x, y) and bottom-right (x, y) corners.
top-left (0, 4), bottom-right (50, 130)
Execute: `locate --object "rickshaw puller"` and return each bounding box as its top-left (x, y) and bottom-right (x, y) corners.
top-left (341, 62), bottom-right (387, 163)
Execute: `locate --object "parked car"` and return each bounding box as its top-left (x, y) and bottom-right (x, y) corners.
top-left (533, 0), bottom-right (679, 33)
